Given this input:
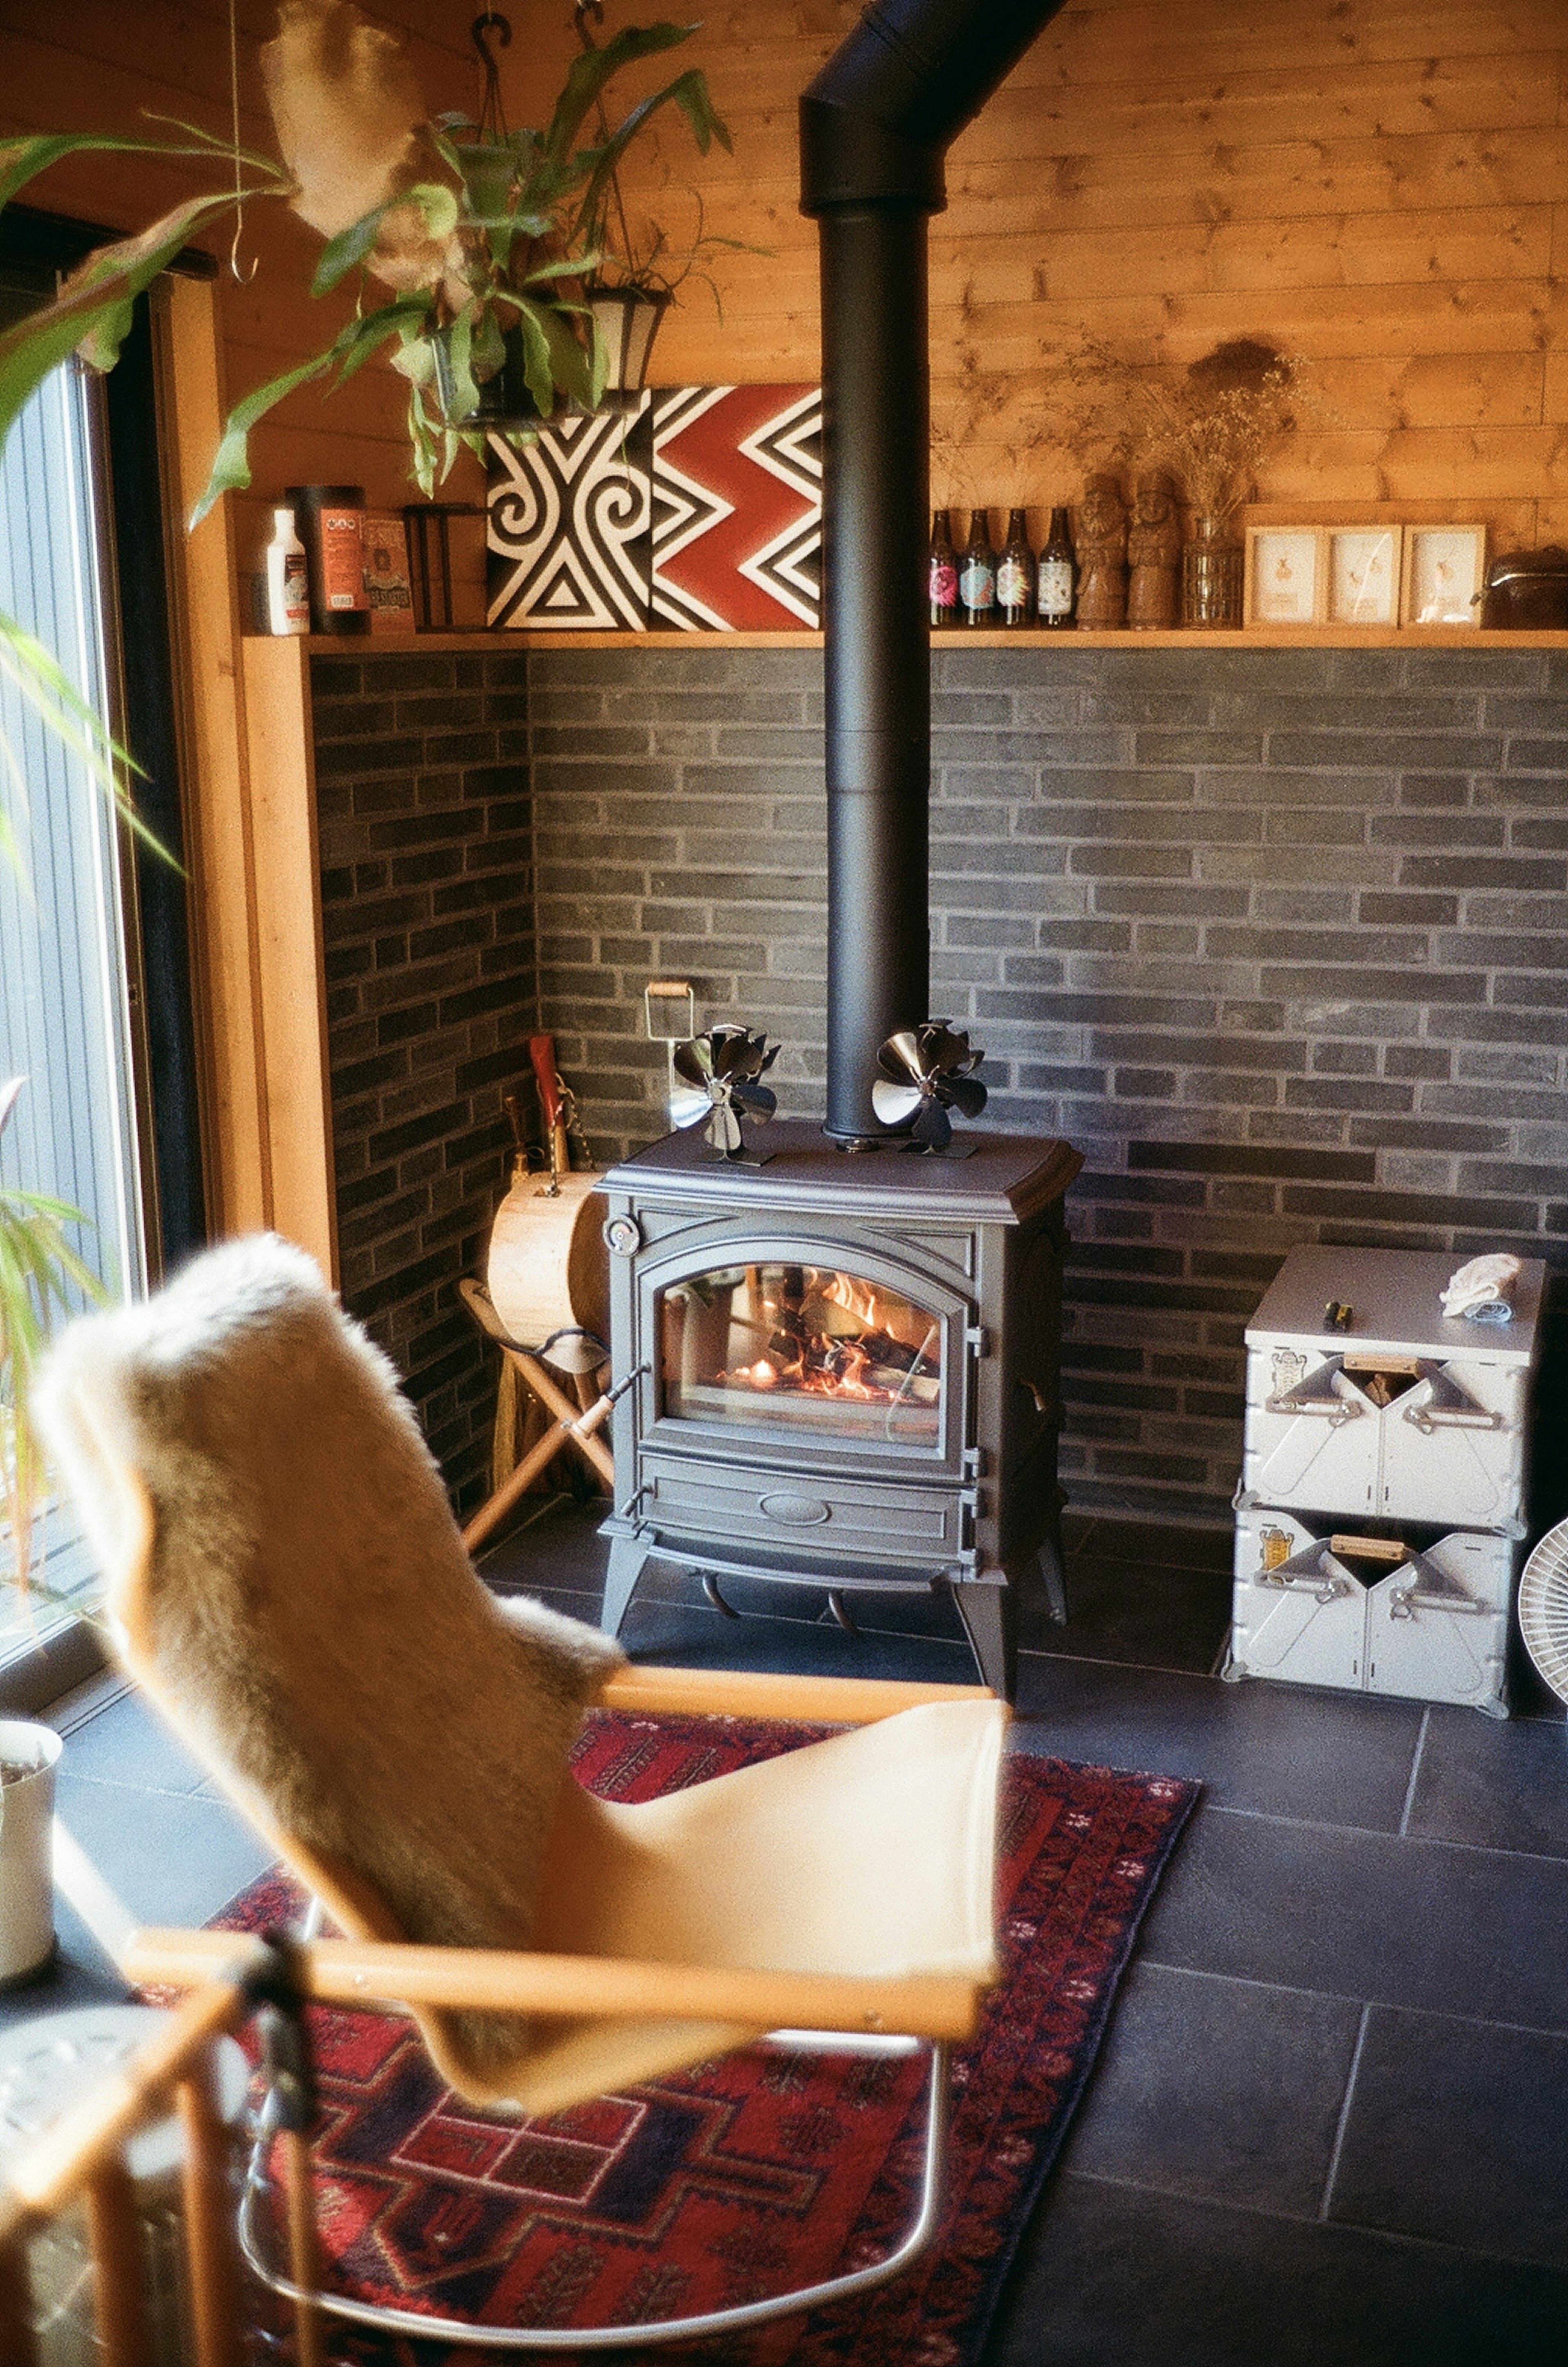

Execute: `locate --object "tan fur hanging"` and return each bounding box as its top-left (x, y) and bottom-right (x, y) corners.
top-left (260, 0), bottom-right (469, 305)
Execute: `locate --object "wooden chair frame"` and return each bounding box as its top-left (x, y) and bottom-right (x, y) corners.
top-left (459, 1276), bottom-right (617, 1553)
top-left (1, 1664), bottom-right (998, 2361)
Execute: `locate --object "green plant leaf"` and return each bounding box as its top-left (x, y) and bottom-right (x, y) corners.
top-left (519, 250), bottom-right (603, 287)
top-left (0, 129), bottom-right (278, 214)
top-left (511, 301), bottom-right (555, 417)
top-left (570, 69), bottom-right (731, 247)
top-left (408, 181), bottom-right (460, 243)
top-left (311, 197), bottom-right (399, 296)
top-left (0, 189), bottom-right (261, 448)
top-left (435, 308), bottom-right (479, 426)
top-left (194, 299), bottom-right (429, 522)
top-left (0, 615), bottom-right (170, 863)
top-left (543, 22), bottom-right (696, 171)
top-left (522, 297), bottom-right (594, 412)
top-left (471, 307), bottom-right (507, 382)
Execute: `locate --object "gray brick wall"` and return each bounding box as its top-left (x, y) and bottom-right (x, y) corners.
top-left (528, 640), bottom-right (1568, 1527)
top-left (310, 649), bottom-right (535, 1511)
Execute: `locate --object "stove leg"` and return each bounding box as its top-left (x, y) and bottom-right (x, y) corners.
top-left (953, 1578), bottom-right (1016, 1703)
top-left (601, 1533), bottom-right (653, 1638)
top-left (1036, 1500), bottom-right (1069, 1626)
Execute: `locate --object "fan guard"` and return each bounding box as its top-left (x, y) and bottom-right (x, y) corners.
top-left (1518, 1518), bottom-right (1568, 1707)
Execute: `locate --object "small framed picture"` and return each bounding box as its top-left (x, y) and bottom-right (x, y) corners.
top-left (1245, 528), bottom-right (1325, 626)
top-left (1328, 526), bottom-right (1401, 625)
top-left (1401, 526), bottom-right (1486, 626)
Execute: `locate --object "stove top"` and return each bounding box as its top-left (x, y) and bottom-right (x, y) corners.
top-left (604, 1121), bottom-right (1081, 1224)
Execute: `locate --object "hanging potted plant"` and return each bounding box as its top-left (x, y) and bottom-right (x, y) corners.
top-left (0, 0), bottom-right (734, 515)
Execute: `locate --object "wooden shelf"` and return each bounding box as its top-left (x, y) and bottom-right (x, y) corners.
top-left (273, 626), bottom-right (1568, 653)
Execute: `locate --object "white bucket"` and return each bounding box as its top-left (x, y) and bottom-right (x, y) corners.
top-left (0, 1719), bottom-right (62, 1986)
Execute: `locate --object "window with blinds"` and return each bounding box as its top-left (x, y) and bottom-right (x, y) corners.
top-left (0, 274), bottom-right (148, 1687)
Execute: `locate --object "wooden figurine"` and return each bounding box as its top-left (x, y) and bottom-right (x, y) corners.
top-left (1075, 473), bottom-right (1128, 628)
top-left (1127, 471), bottom-right (1182, 629)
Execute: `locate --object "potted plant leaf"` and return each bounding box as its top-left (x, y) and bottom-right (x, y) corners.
top-left (0, 1077), bottom-right (99, 1983)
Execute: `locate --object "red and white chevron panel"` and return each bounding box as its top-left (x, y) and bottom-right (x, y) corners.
top-left (650, 385), bottom-right (822, 631)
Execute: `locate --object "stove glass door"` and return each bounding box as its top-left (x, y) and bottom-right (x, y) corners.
top-left (659, 1261), bottom-right (944, 1445)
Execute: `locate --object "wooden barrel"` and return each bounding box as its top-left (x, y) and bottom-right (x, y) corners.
top-left (486, 1167), bottom-right (609, 1366)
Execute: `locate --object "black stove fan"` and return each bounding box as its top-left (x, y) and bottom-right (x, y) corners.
top-left (872, 1023), bottom-right (987, 1151)
top-left (670, 1023), bottom-right (780, 1160)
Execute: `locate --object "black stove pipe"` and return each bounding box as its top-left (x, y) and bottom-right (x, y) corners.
top-left (801, 0), bottom-right (1070, 1144)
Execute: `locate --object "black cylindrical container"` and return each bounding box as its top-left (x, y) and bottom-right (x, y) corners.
top-left (287, 484), bottom-right (369, 636)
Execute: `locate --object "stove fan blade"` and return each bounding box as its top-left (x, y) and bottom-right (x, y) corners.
top-left (871, 1022), bottom-right (987, 1152)
top-left (669, 1024), bottom-right (780, 1158)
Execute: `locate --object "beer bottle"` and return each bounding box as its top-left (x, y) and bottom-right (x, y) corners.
top-left (1036, 506), bottom-right (1076, 629)
top-left (998, 507), bottom-right (1034, 628)
top-left (959, 510), bottom-right (996, 627)
top-left (928, 508), bottom-right (959, 627)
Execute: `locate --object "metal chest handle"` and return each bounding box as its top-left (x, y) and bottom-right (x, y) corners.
top-left (1387, 1551), bottom-right (1489, 1620)
top-left (1403, 1401), bottom-right (1504, 1435)
top-left (1260, 1564), bottom-right (1353, 1605)
top-left (1262, 1394), bottom-right (1361, 1424)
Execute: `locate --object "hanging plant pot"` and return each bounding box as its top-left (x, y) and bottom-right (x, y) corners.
top-left (0, 1720), bottom-right (62, 1987)
top-left (431, 323), bottom-right (532, 429)
top-left (587, 286), bottom-right (672, 394)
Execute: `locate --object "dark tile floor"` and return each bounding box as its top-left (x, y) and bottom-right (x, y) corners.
top-left (10, 1497), bottom-right (1568, 2363)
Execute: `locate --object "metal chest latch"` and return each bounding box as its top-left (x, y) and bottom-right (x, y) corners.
top-left (1401, 1364), bottom-right (1504, 1435)
top-left (1386, 1550), bottom-right (1488, 1620)
top-left (1263, 1356), bottom-right (1361, 1426)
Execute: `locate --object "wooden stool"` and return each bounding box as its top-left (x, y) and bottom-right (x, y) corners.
top-left (459, 1278), bottom-right (615, 1553)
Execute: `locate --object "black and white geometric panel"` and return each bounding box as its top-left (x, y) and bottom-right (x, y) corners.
top-left (486, 399), bottom-right (654, 631)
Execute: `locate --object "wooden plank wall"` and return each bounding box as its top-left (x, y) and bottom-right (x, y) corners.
top-left (3, 0), bottom-right (1564, 583)
top-left (513, 0), bottom-right (1568, 549)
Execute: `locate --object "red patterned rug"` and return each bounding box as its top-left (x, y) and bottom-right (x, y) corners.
top-left (212, 1709), bottom-right (1197, 2364)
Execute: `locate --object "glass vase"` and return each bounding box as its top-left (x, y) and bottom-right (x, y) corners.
top-left (1181, 514), bottom-right (1244, 628)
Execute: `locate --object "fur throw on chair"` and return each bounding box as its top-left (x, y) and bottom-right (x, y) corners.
top-left (34, 1234), bottom-right (625, 2100)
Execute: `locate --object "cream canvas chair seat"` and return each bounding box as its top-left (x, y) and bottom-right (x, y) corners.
top-left (34, 1234), bottom-right (1007, 2352)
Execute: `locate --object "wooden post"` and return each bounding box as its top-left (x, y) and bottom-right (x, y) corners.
top-left (85, 2157), bottom-right (154, 2367)
top-left (154, 274), bottom-right (270, 1242)
top-left (281, 2129), bottom-right (324, 2367)
top-left (0, 2238), bottom-right (39, 2367)
top-left (176, 2054), bottom-right (245, 2367)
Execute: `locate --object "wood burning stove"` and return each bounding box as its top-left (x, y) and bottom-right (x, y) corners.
top-left (598, 1122), bottom-right (1081, 1697)
top-left (588, 0), bottom-right (1082, 1701)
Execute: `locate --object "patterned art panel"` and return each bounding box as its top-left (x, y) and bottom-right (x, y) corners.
top-left (486, 399), bottom-right (653, 631)
top-left (486, 386), bottom-right (821, 631)
top-left (650, 384), bottom-right (821, 629)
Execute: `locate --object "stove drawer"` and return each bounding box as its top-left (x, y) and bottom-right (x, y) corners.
top-left (637, 1451), bottom-right (971, 1565)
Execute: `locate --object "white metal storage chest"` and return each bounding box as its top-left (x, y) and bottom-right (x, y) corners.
top-left (1232, 1504), bottom-right (1513, 1713)
top-left (1229, 1246), bottom-right (1545, 1715)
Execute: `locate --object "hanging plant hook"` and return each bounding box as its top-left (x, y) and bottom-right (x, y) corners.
top-left (471, 11), bottom-right (513, 68)
top-left (471, 12), bottom-right (512, 143)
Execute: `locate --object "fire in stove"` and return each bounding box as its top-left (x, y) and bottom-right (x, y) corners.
top-left (661, 1261), bottom-right (944, 1439)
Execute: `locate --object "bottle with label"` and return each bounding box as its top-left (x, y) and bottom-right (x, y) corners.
top-left (287, 484), bottom-right (370, 636)
top-left (928, 508), bottom-right (959, 627)
top-left (997, 508), bottom-right (1034, 628)
top-left (263, 508), bottom-right (310, 635)
top-left (1036, 506), bottom-right (1077, 629)
top-left (959, 510), bottom-right (996, 627)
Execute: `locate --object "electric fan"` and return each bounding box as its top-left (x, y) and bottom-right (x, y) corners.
top-left (1518, 1520), bottom-right (1568, 1707)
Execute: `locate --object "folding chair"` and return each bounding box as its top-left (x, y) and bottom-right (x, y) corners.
top-left (35, 1235), bottom-right (1005, 2352)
